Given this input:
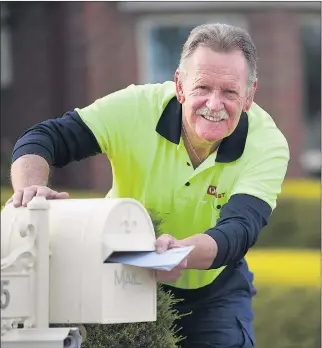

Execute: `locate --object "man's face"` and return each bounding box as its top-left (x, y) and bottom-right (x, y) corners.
top-left (175, 45), bottom-right (257, 144)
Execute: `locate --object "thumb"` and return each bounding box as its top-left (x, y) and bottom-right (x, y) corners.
top-left (155, 234), bottom-right (174, 254)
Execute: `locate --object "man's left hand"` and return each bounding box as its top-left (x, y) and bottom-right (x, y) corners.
top-left (154, 234), bottom-right (187, 283)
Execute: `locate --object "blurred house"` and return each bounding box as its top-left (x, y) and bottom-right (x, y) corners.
top-left (1, 2), bottom-right (321, 191)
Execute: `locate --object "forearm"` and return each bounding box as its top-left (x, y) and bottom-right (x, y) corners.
top-left (11, 155), bottom-right (50, 191)
top-left (204, 194), bottom-right (272, 269)
top-left (180, 234), bottom-right (218, 270)
top-left (180, 195), bottom-right (271, 271)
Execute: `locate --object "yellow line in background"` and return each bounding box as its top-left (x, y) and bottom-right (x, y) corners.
top-left (246, 249), bottom-right (320, 287)
top-left (281, 179), bottom-right (321, 199)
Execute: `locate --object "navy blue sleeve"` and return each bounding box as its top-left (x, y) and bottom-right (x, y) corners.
top-left (12, 111), bottom-right (102, 168)
top-left (204, 194), bottom-right (272, 269)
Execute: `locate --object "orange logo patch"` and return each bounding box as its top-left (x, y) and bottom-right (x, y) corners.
top-left (207, 185), bottom-right (225, 198)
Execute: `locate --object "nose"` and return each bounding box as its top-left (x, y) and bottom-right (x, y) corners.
top-left (206, 91), bottom-right (223, 111)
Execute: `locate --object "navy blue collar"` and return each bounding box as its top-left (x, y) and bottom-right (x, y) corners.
top-left (156, 97), bottom-right (249, 163)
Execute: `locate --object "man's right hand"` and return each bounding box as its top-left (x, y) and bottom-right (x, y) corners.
top-left (6, 185), bottom-right (69, 208)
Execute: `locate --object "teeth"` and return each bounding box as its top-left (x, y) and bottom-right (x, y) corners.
top-left (202, 114), bottom-right (223, 122)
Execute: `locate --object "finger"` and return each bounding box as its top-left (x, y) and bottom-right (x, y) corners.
top-left (21, 187), bottom-right (38, 206)
top-left (12, 190), bottom-right (24, 207)
top-left (155, 234), bottom-right (174, 254)
top-left (169, 241), bottom-right (182, 249)
top-left (53, 192), bottom-right (69, 199)
top-left (35, 186), bottom-right (56, 199)
top-left (35, 187), bottom-right (69, 200)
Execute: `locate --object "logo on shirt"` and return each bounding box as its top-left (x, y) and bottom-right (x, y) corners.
top-left (207, 185), bottom-right (225, 198)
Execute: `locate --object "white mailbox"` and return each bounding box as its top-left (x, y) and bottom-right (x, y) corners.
top-left (1, 197), bottom-right (157, 337)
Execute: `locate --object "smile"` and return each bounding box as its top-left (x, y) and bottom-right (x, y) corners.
top-left (200, 114), bottom-right (228, 122)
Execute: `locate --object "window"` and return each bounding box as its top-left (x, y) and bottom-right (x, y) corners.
top-left (299, 15), bottom-right (321, 177)
top-left (136, 14), bottom-right (247, 84)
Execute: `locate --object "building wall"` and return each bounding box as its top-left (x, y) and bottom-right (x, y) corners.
top-left (1, 2), bottom-right (137, 191)
top-left (1, 2), bottom-right (317, 192)
top-left (248, 10), bottom-right (304, 177)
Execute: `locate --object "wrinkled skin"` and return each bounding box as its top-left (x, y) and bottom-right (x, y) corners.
top-left (175, 45), bottom-right (257, 160)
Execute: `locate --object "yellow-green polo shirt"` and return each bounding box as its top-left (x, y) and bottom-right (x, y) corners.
top-left (76, 81), bottom-right (290, 290)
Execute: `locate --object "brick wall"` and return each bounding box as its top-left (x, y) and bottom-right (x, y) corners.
top-left (1, 3), bottom-right (53, 149)
top-left (1, 2), bottom-right (137, 191)
top-left (81, 2), bottom-right (138, 192)
top-left (248, 10), bottom-right (304, 177)
top-left (55, 2), bottom-right (138, 192)
top-left (1, 3), bottom-right (59, 186)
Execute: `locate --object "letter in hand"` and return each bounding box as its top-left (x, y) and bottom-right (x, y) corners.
top-left (6, 185), bottom-right (69, 208)
top-left (155, 234), bottom-right (188, 283)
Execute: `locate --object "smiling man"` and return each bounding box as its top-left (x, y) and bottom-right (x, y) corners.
top-left (9, 23), bottom-right (289, 347)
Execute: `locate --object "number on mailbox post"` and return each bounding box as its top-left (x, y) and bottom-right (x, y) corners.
top-left (1, 280), bottom-right (10, 310)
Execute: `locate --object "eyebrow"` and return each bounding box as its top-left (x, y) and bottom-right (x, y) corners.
top-left (221, 82), bottom-right (241, 91)
top-left (193, 74), bottom-right (243, 91)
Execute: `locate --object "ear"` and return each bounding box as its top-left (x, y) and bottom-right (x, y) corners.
top-left (243, 79), bottom-right (258, 112)
top-left (174, 69), bottom-right (185, 104)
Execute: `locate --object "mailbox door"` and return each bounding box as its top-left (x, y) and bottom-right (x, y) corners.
top-left (100, 264), bottom-right (157, 323)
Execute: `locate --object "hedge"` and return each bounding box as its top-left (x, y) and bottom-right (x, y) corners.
top-left (253, 284), bottom-right (320, 348)
top-left (255, 197), bottom-right (320, 249)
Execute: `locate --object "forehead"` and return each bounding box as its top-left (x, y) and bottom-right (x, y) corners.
top-left (185, 45), bottom-right (249, 85)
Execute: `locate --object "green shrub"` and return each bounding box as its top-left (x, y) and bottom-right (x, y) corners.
top-left (253, 285), bottom-right (320, 348)
top-left (255, 197), bottom-right (320, 249)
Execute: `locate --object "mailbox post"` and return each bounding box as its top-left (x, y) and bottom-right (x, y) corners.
top-left (1, 197), bottom-right (82, 347)
top-left (1, 197), bottom-right (157, 347)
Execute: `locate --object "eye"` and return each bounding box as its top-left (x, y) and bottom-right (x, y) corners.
top-left (225, 89), bottom-right (236, 94)
top-left (196, 85), bottom-right (208, 90)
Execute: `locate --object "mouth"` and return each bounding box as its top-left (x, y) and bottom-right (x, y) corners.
top-left (199, 114), bottom-right (228, 122)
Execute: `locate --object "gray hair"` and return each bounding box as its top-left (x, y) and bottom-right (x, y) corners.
top-left (178, 23), bottom-right (258, 88)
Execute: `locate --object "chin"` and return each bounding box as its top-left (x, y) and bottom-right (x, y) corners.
top-left (199, 132), bottom-right (226, 143)
top-left (195, 119), bottom-right (232, 142)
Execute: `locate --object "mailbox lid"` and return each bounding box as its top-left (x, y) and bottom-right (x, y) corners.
top-left (99, 199), bottom-right (156, 254)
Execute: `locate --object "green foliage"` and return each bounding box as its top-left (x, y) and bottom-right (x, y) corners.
top-left (254, 197), bottom-right (320, 249)
top-left (253, 285), bottom-right (320, 348)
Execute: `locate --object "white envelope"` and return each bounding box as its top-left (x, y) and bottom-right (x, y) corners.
top-left (106, 246), bottom-right (195, 271)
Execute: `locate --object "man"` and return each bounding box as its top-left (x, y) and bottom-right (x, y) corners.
top-left (8, 23), bottom-right (289, 347)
